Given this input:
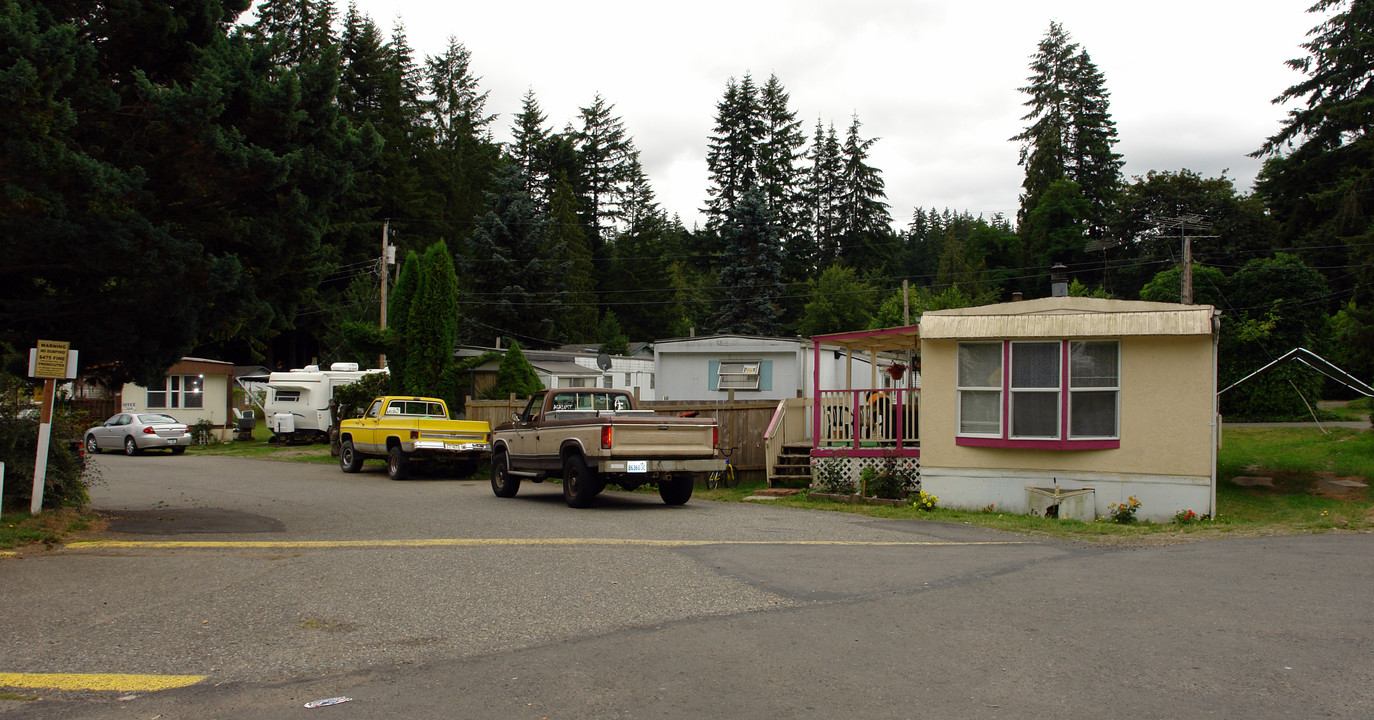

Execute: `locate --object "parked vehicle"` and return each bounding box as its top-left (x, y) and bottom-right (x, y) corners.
top-left (490, 389), bottom-right (723, 507)
top-left (85, 413), bottom-right (191, 455)
top-left (337, 396), bottom-right (491, 480)
top-left (237, 363), bottom-right (387, 443)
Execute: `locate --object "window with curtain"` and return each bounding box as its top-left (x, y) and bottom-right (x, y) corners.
top-left (956, 340), bottom-right (1120, 446)
top-left (957, 343), bottom-right (1002, 435)
top-left (1069, 341), bottom-right (1119, 438)
top-left (1010, 342), bottom-right (1060, 439)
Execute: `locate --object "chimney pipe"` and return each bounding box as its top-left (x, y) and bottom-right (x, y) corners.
top-left (1050, 263), bottom-right (1069, 297)
top-left (1012, 291), bottom-right (1023, 302)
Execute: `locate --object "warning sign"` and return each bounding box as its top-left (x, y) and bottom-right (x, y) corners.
top-left (33, 340), bottom-right (70, 379)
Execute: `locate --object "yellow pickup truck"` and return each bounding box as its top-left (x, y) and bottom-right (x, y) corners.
top-left (338, 396), bottom-right (491, 480)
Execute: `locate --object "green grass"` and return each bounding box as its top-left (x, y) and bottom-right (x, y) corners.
top-left (1322, 398), bottom-right (1372, 422)
top-left (698, 425), bottom-right (1374, 542)
top-left (183, 418), bottom-right (334, 463)
top-left (0, 508), bottom-right (95, 550)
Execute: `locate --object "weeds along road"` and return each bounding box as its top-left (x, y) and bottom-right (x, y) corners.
top-left (2, 454), bottom-right (1372, 719)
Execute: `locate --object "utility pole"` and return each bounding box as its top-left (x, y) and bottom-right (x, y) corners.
top-left (380, 220), bottom-right (391, 369)
top-left (1154, 214), bottom-right (1217, 305)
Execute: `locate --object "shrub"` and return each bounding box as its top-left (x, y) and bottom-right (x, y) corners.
top-left (863, 455), bottom-right (918, 500)
top-left (812, 458), bottom-right (855, 494)
top-left (1106, 496), bottom-right (1142, 524)
top-left (912, 490), bottom-right (939, 511)
top-left (1173, 508), bottom-right (1201, 525)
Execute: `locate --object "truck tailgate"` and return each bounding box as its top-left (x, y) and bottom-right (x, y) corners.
top-left (607, 421), bottom-right (715, 457)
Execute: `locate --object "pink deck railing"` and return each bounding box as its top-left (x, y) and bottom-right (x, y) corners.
top-left (813, 388), bottom-right (919, 457)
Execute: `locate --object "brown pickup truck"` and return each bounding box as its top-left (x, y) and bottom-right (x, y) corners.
top-left (490, 389), bottom-right (724, 508)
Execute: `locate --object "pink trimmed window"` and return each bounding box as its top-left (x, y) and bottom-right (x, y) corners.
top-left (956, 340), bottom-right (1119, 449)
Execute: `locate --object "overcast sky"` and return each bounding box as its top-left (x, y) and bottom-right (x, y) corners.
top-left (304, 0), bottom-right (1320, 230)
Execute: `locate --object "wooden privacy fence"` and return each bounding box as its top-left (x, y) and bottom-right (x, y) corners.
top-left (465, 397), bottom-right (776, 484)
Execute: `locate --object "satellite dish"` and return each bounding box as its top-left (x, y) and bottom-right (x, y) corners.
top-left (596, 353), bottom-right (612, 371)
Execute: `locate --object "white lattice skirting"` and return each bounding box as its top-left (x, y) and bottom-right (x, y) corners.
top-left (810, 456), bottom-right (921, 491)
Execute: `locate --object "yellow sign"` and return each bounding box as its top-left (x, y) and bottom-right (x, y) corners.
top-left (34, 340), bottom-right (69, 379)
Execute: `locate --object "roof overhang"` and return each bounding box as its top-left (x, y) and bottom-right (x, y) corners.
top-left (920, 297), bottom-right (1216, 339)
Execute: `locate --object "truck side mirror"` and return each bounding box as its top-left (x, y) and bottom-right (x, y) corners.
top-left (511, 412), bottom-right (523, 423)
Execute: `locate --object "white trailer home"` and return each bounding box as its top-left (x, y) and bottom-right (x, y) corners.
top-left (238, 363), bottom-right (387, 442)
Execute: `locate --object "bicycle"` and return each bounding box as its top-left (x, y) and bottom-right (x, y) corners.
top-left (707, 447), bottom-right (736, 490)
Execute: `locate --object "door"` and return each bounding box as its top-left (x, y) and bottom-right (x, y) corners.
top-left (352, 399), bottom-right (385, 453)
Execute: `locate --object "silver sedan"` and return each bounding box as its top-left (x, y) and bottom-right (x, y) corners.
top-left (85, 413), bottom-right (192, 456)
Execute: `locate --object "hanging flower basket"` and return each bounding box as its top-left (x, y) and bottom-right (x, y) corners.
top-left (885, 362), bottom-right (907, 381)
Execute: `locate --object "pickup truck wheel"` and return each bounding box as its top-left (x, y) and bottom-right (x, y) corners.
top-left (387, 446), bottom-right (411, 480)
top-left (339, 440), bottom-right (364, 473)
top-left (659, 472), bottom-right (694, 506)
top-left (490, 450), bottom-right (520, 498)
top-left (562, 454), bottom-right (601, 508)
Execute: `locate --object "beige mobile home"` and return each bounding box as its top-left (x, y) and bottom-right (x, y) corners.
top-left (917, 297), bottom-right (1219, 522)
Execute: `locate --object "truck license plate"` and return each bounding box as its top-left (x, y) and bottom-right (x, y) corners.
top-left (627, 461), bottom-right (647, 473)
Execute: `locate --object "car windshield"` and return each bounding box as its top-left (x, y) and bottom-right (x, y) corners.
top-left (138, 414), bottom-right (179, 424)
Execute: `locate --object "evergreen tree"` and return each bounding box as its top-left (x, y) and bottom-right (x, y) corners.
top-left (491, 340), bottom-right (543, 399)
top-left (704, 74), bottom-right (763, 231)
top-left (837, 114), bottom-right (892, 267)
top-left (801, 119), bottom-right (844, 269)
top-left (386, 250), bottom-right (422, 385)
top-left (404, 241), bottom-right (461, 399)
top-left (757, 74), bottom-right (807, 239)
top-left (574, 93), bottom-right (634, 254)
top-left (508, 88), bottom-right (551, 202)
top-left (549, 173), bottom-right (599, 341)
top-left (1255, 0), bottom-right (1374, 307)
top-left (1012, 22), bottom-right (1122, 256)
top-left (710, 188), bottom-right (784, 335)
top-left (597, 311), bottom-right (630, 356)
top-left (464, 166), bottom-right (568, 346)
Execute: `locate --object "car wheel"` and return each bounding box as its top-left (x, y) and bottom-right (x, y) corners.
top-left (387, 446), bottom-right (411, 481)
top-left (659, 472), bottom-right (694, 506)
top-left (124, 436), bottom-right (139, 456)
top-left (339, 440), bottom-right (364, 473)
top-left (490, 450), bottom-right (520, 498)
top-left (562, 453), bottom-right (601, 508)
top-left (171, 446), bottom-right (187, 455)
top-left (85, 435), bottom-right (100, 455)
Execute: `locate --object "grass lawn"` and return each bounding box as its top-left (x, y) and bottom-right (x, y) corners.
top-left (5, 425), bottom-right (1372, 550)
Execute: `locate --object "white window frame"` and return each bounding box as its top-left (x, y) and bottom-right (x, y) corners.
top-left (1068, 340), bottom-right (1120, 440)
top-left (956, 342), bottom-right (1003, 437)
top-left (146, 375), bottom-right (204, 410)
top-left (717, 360), bottom-right (761, 391)
top-left (1009, 341), bottom-right (1062, 440)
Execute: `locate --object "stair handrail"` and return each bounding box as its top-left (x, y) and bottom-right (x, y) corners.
top-left (764, 399), bottom-right (788, 486)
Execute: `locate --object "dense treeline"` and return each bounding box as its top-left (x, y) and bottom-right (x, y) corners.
top-left (2, 0), bottom-right (1371, 420)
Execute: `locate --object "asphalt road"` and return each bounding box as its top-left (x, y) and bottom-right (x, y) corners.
top-left (2, 453), bottom-right (1372, 719)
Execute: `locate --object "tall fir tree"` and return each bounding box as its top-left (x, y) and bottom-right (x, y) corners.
top-left (801, 119), bottom-right (844, 271)
top-left (1012, 21), bottom-right (1123, 261)
top-left (464, 165), bottom-right (568, 346)
top-left (574, 93), bottom-right (634, 256)
top-left (1256, 0), bottom-right (1374, 303)
top-left (837, 114), bottom-right (892, 267)
top-left (508, 88), bottom-right (551, 203)
top-left (710, 187), bottom-right (785, 335)
top-left (549, 172), bottom-right (599, 341)
top-left (704, 74), bottom-right (763, 232)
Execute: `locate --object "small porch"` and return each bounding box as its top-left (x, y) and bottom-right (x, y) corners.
top-left (810, 326), bottom-right (921, 460)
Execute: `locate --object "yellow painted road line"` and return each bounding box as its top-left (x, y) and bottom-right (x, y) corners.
top-left (66, 538), bottom-right (1031, 550)
top-left (0, 673), bottom-right (205, 692)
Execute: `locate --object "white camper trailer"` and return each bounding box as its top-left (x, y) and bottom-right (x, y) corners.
top-left (238, 363), bottom-right (387, 443)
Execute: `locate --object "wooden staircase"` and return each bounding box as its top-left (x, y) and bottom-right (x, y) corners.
top-left (769, 442), bottom-right (813, 488)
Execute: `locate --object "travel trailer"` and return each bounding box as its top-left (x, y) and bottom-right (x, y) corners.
top-left (238, 363), bottom-right (387, 443)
